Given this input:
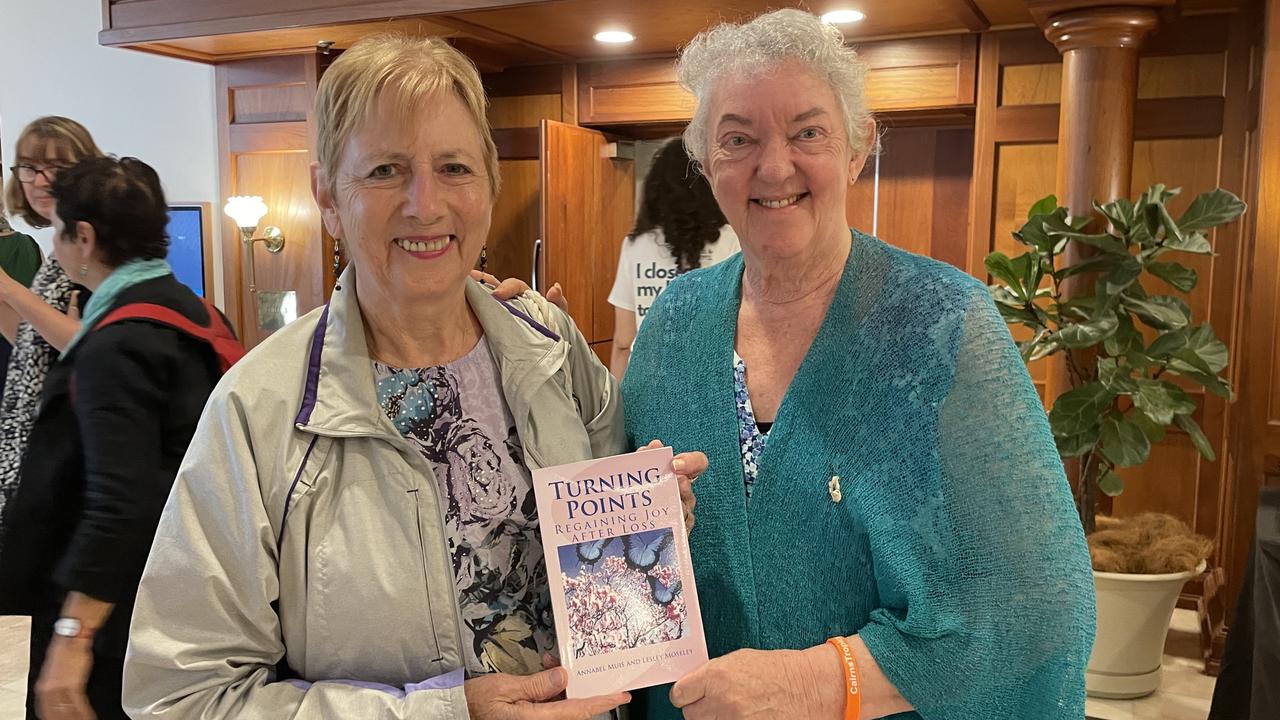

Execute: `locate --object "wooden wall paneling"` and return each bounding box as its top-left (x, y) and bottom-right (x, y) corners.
top-left (560, 64), bottom-right (579, 126)
top-left (216, 64), bottom-right (239, 331)
top-left (487, 159), bottom-right (540, 284)
top-left (1225, 0), bottom-right (1276, 632)
top-left (859, 34), bottom-right (979, 109)
top-left (233, 151), bottom-right (323, 339)
top-left (1137, 53), bottom-right (1227, 98)
top-left (595, 156), bottom-right (634, 342)
top-left (216, 54), bottom-right (326, 348)
top-left (492, 128), bottom-right (542, 160)
top-left (1114, 137), bottom-right (1230, 527)
top-left (228, 122), bottom-right (309, 153)
top-left (1001, 64), bottom-right (1062, 105)
top-left (483, 64), bottom-right (561, 97)
top-left (875, 128), bottom-right (942, 258)
top-left (844, 152), bottom-right (877, 235)
top-left (577, 35), bottom-right (979, 126)
top-left (992, 143), bottom-right (1058, 401)
top-left (993, 97), bottom-right (1226, 144)
top-left (232, 83), bottom-right (310, 123)
top-left (489, 94), bottom-right (562, 129)
top-left (966, 32), bottom-right (1003, 279)
top-left (483, 65), bottom-right (564, 294)
top-left (577, 58), bottom-right (696, 125)
top-left (931, 128), bottom-right (976, 270)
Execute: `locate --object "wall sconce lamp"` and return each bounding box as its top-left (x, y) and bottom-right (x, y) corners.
top-left (223, 195), bottom-right (285, 293)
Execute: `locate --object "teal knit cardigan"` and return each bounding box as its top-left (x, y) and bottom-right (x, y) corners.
top-left (621, 231), bottom-right (1095, 720)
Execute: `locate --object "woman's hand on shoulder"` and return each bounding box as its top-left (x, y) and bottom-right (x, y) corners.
top-left (670, 646), bottom-right (845, 720)
top-left (464, 666), bottom-right (629, 720)
top-left (472, 270), bottom-right (568, 313)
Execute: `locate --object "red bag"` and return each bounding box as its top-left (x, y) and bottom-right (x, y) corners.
top-left (93, 300), bottom-right (245, 373)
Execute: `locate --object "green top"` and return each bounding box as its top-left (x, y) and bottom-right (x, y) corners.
top-left (0, 231), bottom-right (43, 288)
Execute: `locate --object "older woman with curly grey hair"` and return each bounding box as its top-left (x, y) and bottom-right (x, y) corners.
top-left (123, 33), bottom-right (703, 720)
top-left (619, 9), bottom-right (1096, 720)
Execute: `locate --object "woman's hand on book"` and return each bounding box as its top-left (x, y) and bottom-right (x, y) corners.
top-left (668, 647), bottom-right (845, 720)
top-left (642, 439), bottom-right (705, 533)
top-left (464, 666), bottom-right (630, 720)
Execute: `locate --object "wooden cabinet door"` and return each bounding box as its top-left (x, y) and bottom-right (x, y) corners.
top-left (539, 120), bottom-right (635, 349)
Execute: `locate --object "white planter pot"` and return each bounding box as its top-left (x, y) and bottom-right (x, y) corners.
top-left (1085, 561), bottom-right (1204, 699)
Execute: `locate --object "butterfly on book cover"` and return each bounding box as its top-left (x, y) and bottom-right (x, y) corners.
top-left (623, 531), bottom-right (673, 573)
top-left (646, 573), bottom-right (681, 605)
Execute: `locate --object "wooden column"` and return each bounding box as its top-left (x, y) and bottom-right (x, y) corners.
top-left (1030, 0), bottom-right (1166, 529)
top-left (1047, 7), bottom-right (1158, 217)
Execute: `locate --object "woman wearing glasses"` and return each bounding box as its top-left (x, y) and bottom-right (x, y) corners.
top-left (0, 116), bottom-right (100, 538)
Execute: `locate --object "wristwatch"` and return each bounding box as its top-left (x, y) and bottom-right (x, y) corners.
top-left (52, 617), bottom-right (96, 640)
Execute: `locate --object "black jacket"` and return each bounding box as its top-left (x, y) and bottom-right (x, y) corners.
top-left (0, 274), bottom-right (226, 658)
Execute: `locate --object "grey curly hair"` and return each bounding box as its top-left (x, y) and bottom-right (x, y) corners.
top-left (676, 8), bottom-right (874, 163)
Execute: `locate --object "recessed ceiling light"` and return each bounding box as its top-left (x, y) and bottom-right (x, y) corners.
top-left (821, 9), bottom-right (866, 24)
top-left (594, 30), bottom-right (635, 44)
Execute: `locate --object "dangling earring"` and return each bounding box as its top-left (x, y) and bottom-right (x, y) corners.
top-left (78, 264), bottom-right (89, 279)
top-left (332, 238), bottom-right (343, 291)
top-left (479, 245), bottom-right (488, 273)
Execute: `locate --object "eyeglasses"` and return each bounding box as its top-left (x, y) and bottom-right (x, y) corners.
top-left (9, 163), bottom-right (73, 184)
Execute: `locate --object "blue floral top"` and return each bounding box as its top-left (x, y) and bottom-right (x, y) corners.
top-left (374, 337), bottom-right (555, 677)
top-left (733, 353), bottom-right (768, 500)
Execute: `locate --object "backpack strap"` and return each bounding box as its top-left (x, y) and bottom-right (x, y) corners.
top-left (93, 299), bottom-right (245, 373)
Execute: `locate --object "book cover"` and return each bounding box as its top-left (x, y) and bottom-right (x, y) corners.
top-left (532, 446), bottom-right (708, 698)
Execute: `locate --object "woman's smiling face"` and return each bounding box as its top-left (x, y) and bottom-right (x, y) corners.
top-left (701, 60), bottom-right (865, 262)
top-left (315, 88), bottom-right (493, 311)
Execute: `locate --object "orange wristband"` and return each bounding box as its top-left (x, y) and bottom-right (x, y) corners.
top-left (827, 636), bottom-right (861, 720)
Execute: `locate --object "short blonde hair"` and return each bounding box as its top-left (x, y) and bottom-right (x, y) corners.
top-left (677, 9), bottom-right (874, 163)
top-left (315, 34), bottom-right (500, 197)
top-left (4, 116), bottom-right (104, 227)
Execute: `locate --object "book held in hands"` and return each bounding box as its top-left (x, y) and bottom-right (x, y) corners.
top-left (532, 445), bottom-right (708, 698)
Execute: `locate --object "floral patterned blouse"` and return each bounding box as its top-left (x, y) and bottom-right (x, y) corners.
top-left (374, 337), bottom-right (555, 677)
top-left (733, 353), bottom-right (770, 500)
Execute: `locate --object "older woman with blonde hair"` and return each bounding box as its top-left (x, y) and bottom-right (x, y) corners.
top-left (124, 34), bottom-right (702, 720)
top-left (619, 9), bottom-right (1095, 720)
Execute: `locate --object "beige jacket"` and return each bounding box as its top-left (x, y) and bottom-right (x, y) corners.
top-left (124, 268), bottom-right (625, 718)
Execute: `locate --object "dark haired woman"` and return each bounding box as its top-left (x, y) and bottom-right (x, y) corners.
top-left (607, 138), bottom-right (738, 378)
top-left (0, 156), bottom-right (238, 720)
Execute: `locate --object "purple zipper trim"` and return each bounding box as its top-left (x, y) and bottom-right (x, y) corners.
top-left (277, 434), bottom-right (320, 549)
top-left (281, 667), bottom-right (464, 696)
top-left (498, 298), bottom-right (560, 342)
top-left (294, 304), bottom-right (330, 427)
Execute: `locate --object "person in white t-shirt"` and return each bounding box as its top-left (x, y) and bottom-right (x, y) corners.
top-left (608, 138), bottom-right (739, 379)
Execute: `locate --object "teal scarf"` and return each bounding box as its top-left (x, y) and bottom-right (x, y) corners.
top-left (62, 258), bottom-right (173, 356)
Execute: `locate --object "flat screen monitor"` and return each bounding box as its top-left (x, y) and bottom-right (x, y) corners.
top-left (166, 203), bottom-right (211, 298)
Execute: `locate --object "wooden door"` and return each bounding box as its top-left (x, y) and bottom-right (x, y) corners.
top-left (539, 120), bottom-right (635, 363)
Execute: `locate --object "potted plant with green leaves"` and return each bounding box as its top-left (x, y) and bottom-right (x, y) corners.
top-left (985, 184), bottom-right (1245, 699)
